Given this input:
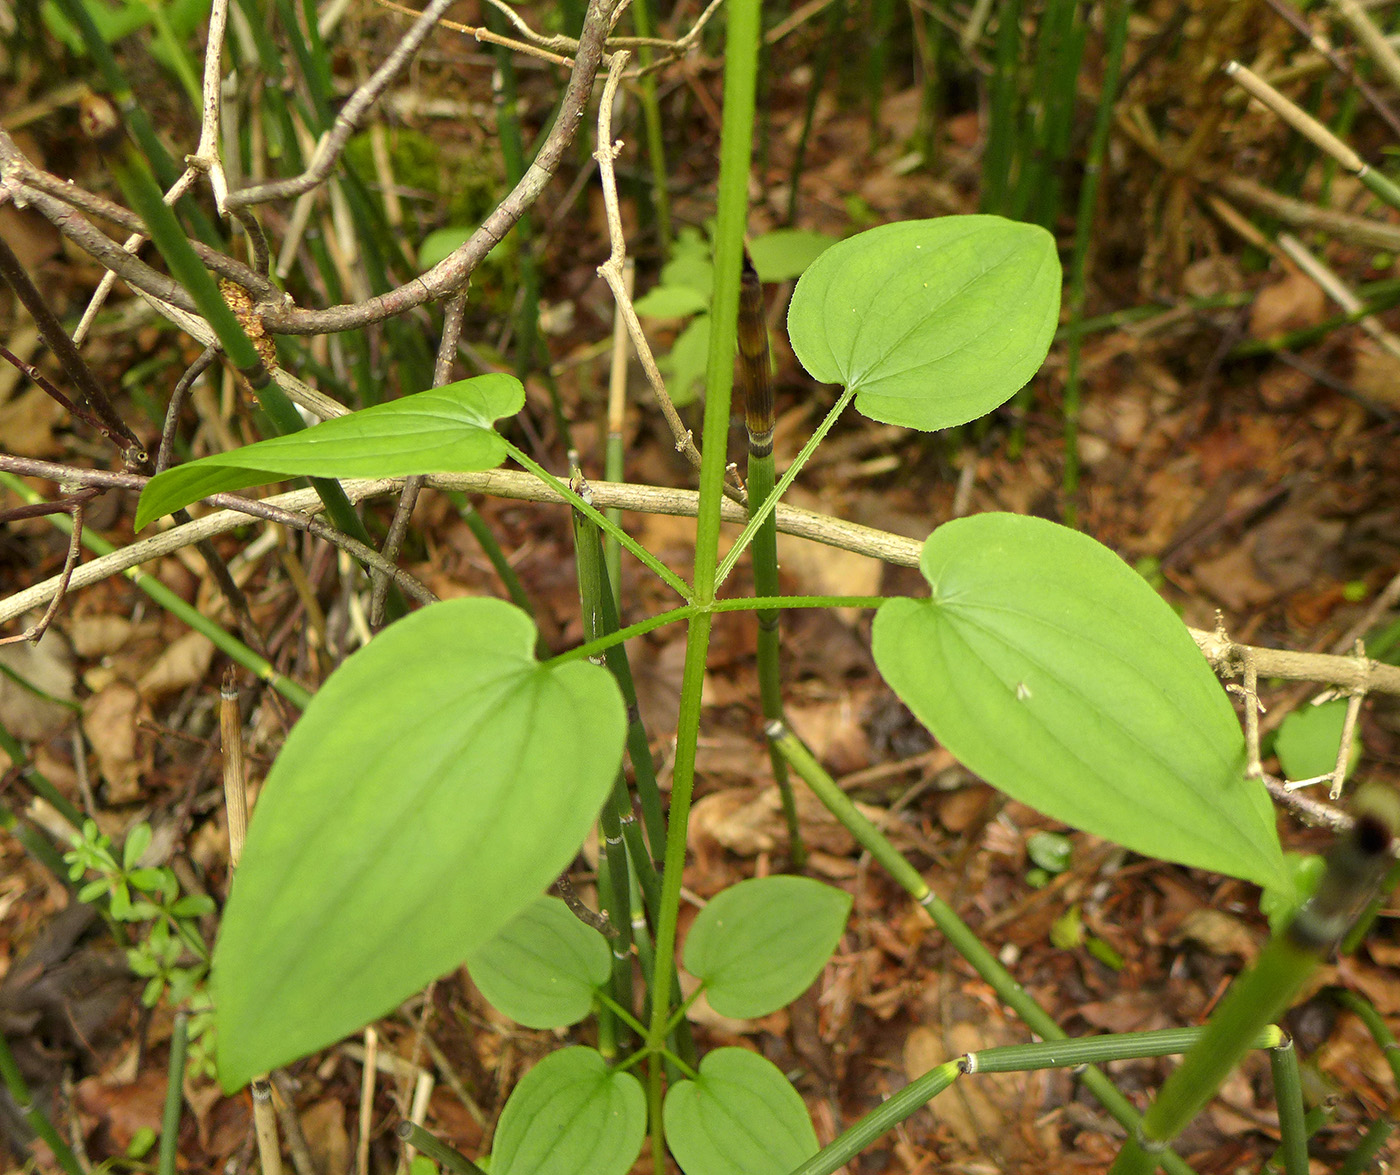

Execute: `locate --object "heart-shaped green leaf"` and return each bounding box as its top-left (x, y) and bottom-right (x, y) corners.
top-left (786, 216), bottom-right (1060, 431)
top-left (663, 1049), bottom-right (818, 1175)
top-left (135, 373), bottom-right (523, 529)
top-left (682, 876), bottom-right (851, 1018)
top-left (213, 598), bottom-right (625, 1090)
top-left (466, 896), bottom-right (610, 1028)
top-left (872, 513), bottom-right (1288, 891)
top-left (492, 1047), bottom-right (645, 1175)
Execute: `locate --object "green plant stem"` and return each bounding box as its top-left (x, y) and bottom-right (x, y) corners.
top-left (1336, 1116), bottom-right (1395, 1175)
top-left (396, 1122), bottom-right (487, 1175)
top-left (550, 595), bottom-right (891, 668)
top-left (504, 442), bottom-right (693, 601)
top-left (966, 1026), bottom-right (1281, 1073)
top-left (1330, 988), bottom-right (1400, 1087)
top-left (48, 0), bottom-right (220, 244)
top-left (158, 1012), bottom-right (188, 1175)
top-left (785, 0), bottom-right (845, 223)
top-left (715, 385), bottom-right (857, 588)
top-left (0, 801), bottom-right (72, 890)
top-left (1109, 787), bottom-right (1399, 1174)
top-left (0, 726), bottom-right (84, 830)
top-left (1269, 1037), bottom-right (1308, 1175)
top-left (787, 1061), bottom-right (961, 1175)
top-left (0, 473), bottom-right (311, 707)
top-left (981, 0), bottom-right (1023, 215)
top-left (571, 494), bottom-right (632, 1049)
top-left (1062, 0), bottom-right (1132, 517)
top-left (741, 257), bottom-right (803, 867)
top-left (645, 0), bottom-right (760, 1164)
top-left (768, 722), bottom-right (1200, 1175)
top-left (629, 0), bottom-right (672, 251)
top-left (444, 491), bottom-right (534, 616)
top-left (0, 1030), bottom-right (84, 1175)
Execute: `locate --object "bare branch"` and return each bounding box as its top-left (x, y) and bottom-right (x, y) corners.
top-left (593, 51), bottom-right (745, 502)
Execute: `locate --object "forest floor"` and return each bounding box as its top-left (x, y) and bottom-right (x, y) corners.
top-left (0, 1), bottom-right (1398, 1172)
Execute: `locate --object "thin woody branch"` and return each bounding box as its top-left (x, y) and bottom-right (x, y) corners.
top-left (4, 459), bottom-right (1397, 701)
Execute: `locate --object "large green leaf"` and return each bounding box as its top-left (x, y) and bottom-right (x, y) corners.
top-left (663, 1049), bottom-right (818, 1175)
top-left (135, 374), bottom-right (523, 529)
top-left (682, 876), bottom-right (851, 1018)
top-left (213, 598), bottom-right (625, 1090)
top-left (872, 514), bottom-right (1289, 891)
top-left (785, 216), bottom-right (1060, 431)
top-left (466, 896), bottom-right (610, 1028)
top-left (492, 1047), bottom-right (645, 1175)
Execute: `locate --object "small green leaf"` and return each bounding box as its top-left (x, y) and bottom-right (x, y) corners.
top-left (172, 894), bottom-right (217, 918)
top-left (122, 822), bottom-right (152, 870)
top-left (634, 286), bottom-right (711, 318)
top-left (748, 229), bottom-right (837, 282)
top-left (1274, 700), bottom-right (1358, 782)
top-left (872, 513), bottom-right (1289, 892)
top-left (663, 1049), bottom-right (818, 1175)
top-left (78, 879), bottom-right (108, 903)
top-left (661, 316), bottom-right (712, 407)
top-left (418, 226), bottom-right (472, 270)
top-left (683, 876), bottom-right (851, 1018)
top-left (1027, 831), bottom-right (1072, 874)
top-left (136, 374), bottom-right (524, 529)
top-left (213, 598), bottom-right (626, 1090)
top-left (466, 897), bottom-right (611, 1028)
top-left (491, 1047), bottom-right (645, 1175)
top-left (786, 216), bottom-right (1061, 431)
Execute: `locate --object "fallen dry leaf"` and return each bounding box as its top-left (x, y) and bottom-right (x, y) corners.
top-left (82, 681), bottom-right (146, 803)
top-left (137, 630), bottom-right (215, 700)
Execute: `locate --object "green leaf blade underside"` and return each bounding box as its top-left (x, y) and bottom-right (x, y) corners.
top-left (465, 896), bottom-right (611, 1029)
top-left (682, 876), bottom-right (851, 1018)
top-left (135, 374), bottom-right (524, 529)
top-left (871, 514), bottom-right (1288, 891)
top-left (213, 598), bottom-right (626, 1091)
top-left (785, 216), bottom-right (1061, 431)
top-left (491, 1047), bottom-right (646, 1175)
top-left (663, 1049), bottom-right (819, 1175)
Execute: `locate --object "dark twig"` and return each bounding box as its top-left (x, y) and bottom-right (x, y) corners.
top-left (0, 343), bottom-right (106, 436)
top-left (157, 345), bottom-right (221, 474)
top-left (0, 233), bottom-right (146, 468)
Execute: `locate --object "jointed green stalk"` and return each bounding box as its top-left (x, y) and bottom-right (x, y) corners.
top-left (739, 255), bottom-right (804, 867)
top-left (1108, 785), bottom-right (1399, 1175)
top-left (715, 384), bottom-right (857, 588)
top-left (768, 722), bottom-right (1201, 1175)
top-left (1268, 1037), bottom-right (1308, 1175)
top-left (645, 0), bottom-right (760, 1163)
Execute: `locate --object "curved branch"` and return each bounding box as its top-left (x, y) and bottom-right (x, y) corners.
top-left (256, 0), bottom-right (621, 335)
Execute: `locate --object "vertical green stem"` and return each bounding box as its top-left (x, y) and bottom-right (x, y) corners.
top-left (1336, 1116), bottom-right (1395, 1175)
top-left (740, 256), bottom-right (803, 866)
top-left (646, 0), bottom-right (760, 1162)
top-left (629, 0), bottom-right (673, 251)
top-left (0, 1031), bottom-right (85, 1175)
top-left (1062, 0), bottom-right (1132, 519)
top-left (1268, 1038), bottom-right (1308, 1175)
top-left (157, 1012), bottom-right (189, 1175)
